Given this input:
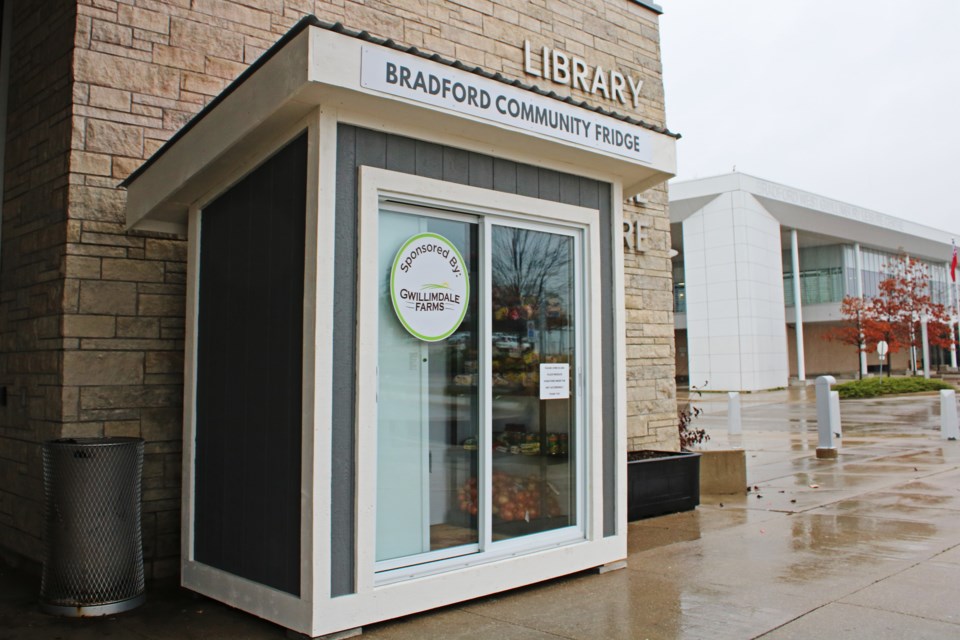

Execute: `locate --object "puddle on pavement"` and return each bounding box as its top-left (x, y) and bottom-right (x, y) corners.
top-left (782, 471), bottom-right (882, 489)
top-left (628, 521), bottom-right (702, 553)
top-left (828, 491), bottom-right (960, 511)
top-left (620, 391), bottom-right (957, 637)
top-left (873, 450), bottom-right (947, 464)
top-left (835, 463), bottom-right (935, 474)
top-left (776, 514), bottom-right (940, 585)
top-left (895, 477), bottom-right (960, 496)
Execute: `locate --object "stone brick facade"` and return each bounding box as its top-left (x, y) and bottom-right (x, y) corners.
top-left (623, 187), bottom-right (679, 452)
top-left (0, 0), bottom-right (676, 578)
top-left (0, 0), bottom-right (78, 569)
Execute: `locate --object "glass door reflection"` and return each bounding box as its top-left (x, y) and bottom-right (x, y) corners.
top-left (489, 225), bottom-right (577, 541)
top-left (376, 209), bottom-right (480, 569)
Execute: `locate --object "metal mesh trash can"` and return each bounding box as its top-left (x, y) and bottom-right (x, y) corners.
top-left (41, 437), bottom-right (145, 616)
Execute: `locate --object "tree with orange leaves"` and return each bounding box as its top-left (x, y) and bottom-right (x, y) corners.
top-left (871, 255), bottom-right (954, 374)
top-left (827, 254), bottom-right (955, 377)
top-left (824, 295), bottom-right (891, 379)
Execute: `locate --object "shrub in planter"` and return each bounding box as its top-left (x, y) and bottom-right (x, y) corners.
top-left (677, 401), bottom-right (708, 450)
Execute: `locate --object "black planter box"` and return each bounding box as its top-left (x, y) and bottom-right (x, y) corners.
top-left (627, 450), bottom-right (701, 521)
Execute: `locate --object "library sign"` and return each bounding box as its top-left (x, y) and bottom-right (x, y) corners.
top-left (361, 46), bottom-right (653, 164)
top-left (390, 233), bottom-right (470, 342)
top-left (521, 41), bottom-right (643, 110)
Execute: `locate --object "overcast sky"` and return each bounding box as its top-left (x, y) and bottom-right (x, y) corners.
top-left (659, 0), bottom-right (960, 240)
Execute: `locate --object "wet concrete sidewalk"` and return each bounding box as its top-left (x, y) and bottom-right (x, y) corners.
top-left (2, 386), bottom-right (959, 639)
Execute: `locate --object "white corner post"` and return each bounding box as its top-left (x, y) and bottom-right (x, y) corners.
top-left (791, 229), bottom-right (805, 382)
top-left (854, 243), bottom-right (868, 376)
top-left (727, 391), bottom-right (742, 435)
top-left (941, 390), bottom-right (959, 440)
top-left (920, 316), bottom-right (930, 379)
top-left (815, 375), bottom-right (838, 459)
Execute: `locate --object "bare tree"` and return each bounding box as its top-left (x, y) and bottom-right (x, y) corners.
top-left (491, 227), bottom-right (571, 316)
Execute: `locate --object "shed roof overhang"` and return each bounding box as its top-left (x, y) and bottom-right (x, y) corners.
top-left (123, 18), bottom-right (678, 235)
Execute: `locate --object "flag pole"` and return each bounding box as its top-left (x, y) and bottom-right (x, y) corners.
top-left (954, 272), bottom-right (959, 370)
top-left (953, 239), bottom-right (959, 369)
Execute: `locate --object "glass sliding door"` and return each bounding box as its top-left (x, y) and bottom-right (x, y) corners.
top-left (374, 200), bottom-right (583, 576)
top-left (376, 208), bottom-right (480, 570)
top-left (489, 225), bottom-right (578, 541)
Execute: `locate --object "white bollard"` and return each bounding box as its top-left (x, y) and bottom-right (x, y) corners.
top-left (921, 319), bottom-right (930, 379)
top-left (816, 375), bottom-right (838, 458)
top-left (830, 390), bottom-right (842, 439)
top-left (727, 391), bottom-right (742, 435)
top-left (941, 390), bottom-right (959, 440)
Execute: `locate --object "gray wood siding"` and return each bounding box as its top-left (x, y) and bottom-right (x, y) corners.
top-left (194, 133), bottom-right (307, 596)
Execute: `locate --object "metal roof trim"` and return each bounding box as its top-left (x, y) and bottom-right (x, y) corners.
top-left (631, 0), bottom-right (664, 15)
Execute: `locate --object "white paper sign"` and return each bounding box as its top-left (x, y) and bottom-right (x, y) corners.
top-left (390, 233), bottom-right (469, 342)
top-left (540, 363), bottom-right (570, 400)
top-left (360, 45), bottom-right (653, 165)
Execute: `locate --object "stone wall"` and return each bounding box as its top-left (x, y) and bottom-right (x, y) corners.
top-left (623, 186), bottom-right (679, 452)
top-left (0, 0), bottom-right (676, 576)
top-left (0, 0), bottom-right (77, 568)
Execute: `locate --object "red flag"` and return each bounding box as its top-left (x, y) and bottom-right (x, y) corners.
top-left (952, 241), bottom-right (958, 282)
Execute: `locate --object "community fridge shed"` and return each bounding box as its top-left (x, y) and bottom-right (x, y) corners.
top-left (122, 16), bottom-right (677, 638)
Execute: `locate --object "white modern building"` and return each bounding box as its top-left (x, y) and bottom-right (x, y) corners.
top-left (670, 173), bottom-right (958, 391)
